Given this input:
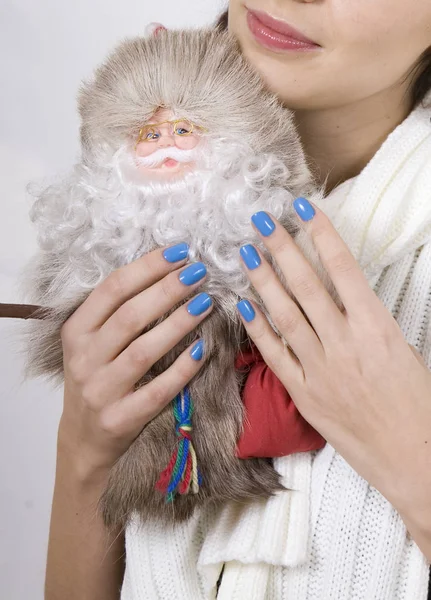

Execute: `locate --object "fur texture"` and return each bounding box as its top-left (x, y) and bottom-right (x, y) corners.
top-left (24, 28), bottom-right (335, 528)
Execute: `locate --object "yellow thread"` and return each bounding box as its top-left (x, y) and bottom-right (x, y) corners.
top-left (190, 446), bottom-right (199, 494)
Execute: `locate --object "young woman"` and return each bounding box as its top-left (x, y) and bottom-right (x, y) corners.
top-left (45, 2), bottom-right (431, 599)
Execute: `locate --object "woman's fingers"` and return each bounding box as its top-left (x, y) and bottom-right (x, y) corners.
top-left (92, 261), bottom-right (207, 363)
top-left (66, 243), bottom-right (190, 334)
top-left (249, 212), bottom-right (346, 344)
top-left (95, 293), bottom-right (213, 399)
top-left (105, 339), bottom-right (207, 439)
top-left (236, 299), bottom-right (303, 384)
top-left (239, 244), bottom-right (324, 366)
top-left (292, 199), bottom-right (384, 319)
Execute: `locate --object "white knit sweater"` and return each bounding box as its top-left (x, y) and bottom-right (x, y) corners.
top-left (121, 102), bottom-right (431, 600)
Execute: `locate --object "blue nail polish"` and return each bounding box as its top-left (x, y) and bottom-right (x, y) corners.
top-left (190, 339), bottom-right (205, 361)
top-left (163, 242), bottom-right (189, 263)
top-left (251, 211), bottom-right (275, 237)
top-left (179, 262), bottom-right (207, 286)
top-left (237, 299), bottom-right (256, 323)
top-left (240, 244), bottom-right (261, 270)
top-left (293, 197), bottom-right (316, 222)
top-left (187, 293), bottom-right (213, 316)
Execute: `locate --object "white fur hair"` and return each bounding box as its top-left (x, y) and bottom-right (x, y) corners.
top-left (135, 145), bottom-right (202, 168)
top-left (28, 132), bottom-right (300, 308)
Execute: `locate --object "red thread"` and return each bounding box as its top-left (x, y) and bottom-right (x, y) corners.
top-left (155, 447), bottom-right (178, 493)
top-left (178, 427), bottom-right (191, 440)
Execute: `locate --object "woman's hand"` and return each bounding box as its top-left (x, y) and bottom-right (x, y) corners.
top-left (47, 244), bottom-right (213, 600)
top-left (59, 243), bottom-right (212, 478)
top-left (236, 200), bottom-right (431, 542)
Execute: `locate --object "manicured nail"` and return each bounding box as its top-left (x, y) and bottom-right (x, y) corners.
top-left (190, 339), bottom-right (205, 361)
top-left (251, 211), bottom-right (275, 237)
top-left (237, 299), bottom-right (256, 322)
top-left (187, 293), bottom-right (213, 316)
top-left (293, 197), bottom-right (316, 222)
top-left (179, 262), bottom-right (207, 286)
top-left (240, 244), bottom-right (261, 270)
top-left (163, 242), bottom-right (189, 263)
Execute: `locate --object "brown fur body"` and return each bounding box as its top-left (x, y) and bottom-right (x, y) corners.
top-left (25, 28), bottom-right (336, 528)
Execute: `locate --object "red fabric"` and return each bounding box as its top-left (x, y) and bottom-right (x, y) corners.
top-left (235, 346), bottom-right (326, 459)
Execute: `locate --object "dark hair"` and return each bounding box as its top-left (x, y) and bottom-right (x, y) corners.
top-left (411, 49), bottom-right (431, 107)
top-left (216, 10), bottom-right (431, 108)
top-left (216, 10), bottom-right (228, 31)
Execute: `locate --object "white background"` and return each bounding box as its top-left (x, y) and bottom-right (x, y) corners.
top-left (0, 1), bottom-right (224, 597)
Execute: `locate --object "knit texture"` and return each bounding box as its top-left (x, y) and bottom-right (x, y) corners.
top-left (121, 101), bottom-right (431, 600)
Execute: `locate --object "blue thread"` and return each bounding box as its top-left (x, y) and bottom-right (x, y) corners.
top-left (175, 420), bottom-right (191, 434)
top-left (184, 386), bottom-right (191, 408)
top-left (157, 385), bottom-right (201, 502)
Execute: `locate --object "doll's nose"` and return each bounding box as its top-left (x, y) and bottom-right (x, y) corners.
top-left (157, 133), bottom-right (175, 148)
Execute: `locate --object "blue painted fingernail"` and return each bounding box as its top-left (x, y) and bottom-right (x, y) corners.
top-left (293, 197), bottom-right (316, 222)
top-left (251, 211), bottom-right (275, 237)
top-left (163, 242), bottom-right (189, 263)
top-left (237, 299), bottom-right (256, 322)
top-left (179, 262), bottom-right (207, 286)
top-left (190, 339), bottom-right (205, 361)
top-left (240, 244), bottom-right (261, 270)
top-left (187, 293), bottom-right (213, 316)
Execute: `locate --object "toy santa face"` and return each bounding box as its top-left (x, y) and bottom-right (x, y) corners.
top-left (135, 108), bottom-right (205, 177)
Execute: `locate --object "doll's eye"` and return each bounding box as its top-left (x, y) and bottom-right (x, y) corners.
top-left (174, 120), bottom-right (193, 136)
top-left (146, 131), bottom-right (160, 140)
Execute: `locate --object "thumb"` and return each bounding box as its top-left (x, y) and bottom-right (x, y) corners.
top-left (409, 344), bottom-right (427, 367)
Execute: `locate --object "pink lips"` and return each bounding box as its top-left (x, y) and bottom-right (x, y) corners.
top-left (246, 8), bottom-right (320, 52)
top-left (163, 158), bottom-right (179, 168)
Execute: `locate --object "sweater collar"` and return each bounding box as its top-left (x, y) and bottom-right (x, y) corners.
top-left (315, 103), bottom-right (431, 278)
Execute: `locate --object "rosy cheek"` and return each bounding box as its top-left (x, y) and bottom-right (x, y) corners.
top-left (176, 135), bottom-right (200, 150)
top-left (135, 142), bottom-right (157, 157)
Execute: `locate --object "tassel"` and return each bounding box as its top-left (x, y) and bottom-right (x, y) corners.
top-left (155, 386), bottom-right (202, 502)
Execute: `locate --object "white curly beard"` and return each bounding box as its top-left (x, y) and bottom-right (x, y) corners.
top-left (29, 136), bottom-right (298, 308)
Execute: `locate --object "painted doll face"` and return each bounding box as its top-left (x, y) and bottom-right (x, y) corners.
top-left (135, 108), bottom-right (203, 177)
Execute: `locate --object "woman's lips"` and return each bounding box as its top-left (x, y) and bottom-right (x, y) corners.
top-left (246, 8), bottom-right (320, 52)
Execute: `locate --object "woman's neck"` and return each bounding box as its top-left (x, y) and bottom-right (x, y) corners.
top-left (294, 86), bottom-right (412, 193)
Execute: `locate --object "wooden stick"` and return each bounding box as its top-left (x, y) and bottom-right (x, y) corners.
top-left (0, 303), bottom-right (46, 320)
